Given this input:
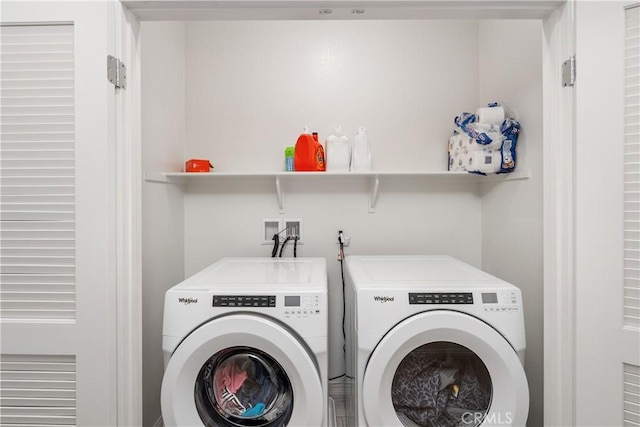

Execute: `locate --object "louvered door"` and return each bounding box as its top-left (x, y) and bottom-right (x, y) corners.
top-left (1, 2), bottom-right (117, 426)
top-left (1, 23), bottom-right (75, 321)
top-left (626, 3), bottom-right (640, 335)
top-left (575, 2), bottom-right (640, 426)
top-left (624, 5), bottom-right (640, 425)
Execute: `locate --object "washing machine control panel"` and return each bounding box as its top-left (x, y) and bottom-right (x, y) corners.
top-left (212, 295), bottom-right (276, 308)
top-left (283, 294), bottom-right (322, 318)
top-left (210, 293), bottom-right (323, 318)
top-left (481, 291), bottom-right (520, 312)
top-left (409, 293), bottom-right (473, 304)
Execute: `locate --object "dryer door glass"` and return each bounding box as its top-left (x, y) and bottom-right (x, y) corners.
top-left (194, 346), bottom-right (293, 427)
top-left (391, 342), bottom-right (492, 427)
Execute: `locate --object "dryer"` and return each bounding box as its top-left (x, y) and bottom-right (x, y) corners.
top-left (161, 257), bottom-right (328, 427)
top-left (345, 255), bottom-right (529, 427)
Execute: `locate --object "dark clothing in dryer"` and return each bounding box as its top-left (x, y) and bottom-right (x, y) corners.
top-left (447, 361), bottom-right (491, 414)
top-left (392, 350), bottom-right (491, 427)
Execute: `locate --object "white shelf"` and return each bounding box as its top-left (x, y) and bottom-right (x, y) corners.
top-left (145, 170), bottom-right (530, 213)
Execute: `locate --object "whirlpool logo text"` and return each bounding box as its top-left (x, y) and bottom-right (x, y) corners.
top-left (178, 297), bottom-right (198, 305)
top-left (373, 296), bottom-right (395, 303)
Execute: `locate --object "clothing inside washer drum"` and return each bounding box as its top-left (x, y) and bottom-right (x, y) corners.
top-left (391, 342), bottom-right (492, 427)
top-left (194, 347), bottom-right (294, 427)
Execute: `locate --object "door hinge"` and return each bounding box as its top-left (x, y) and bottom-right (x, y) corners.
top-left (107, 55), bottom-right (127, 89)
top-left (562, 56), bottom-right (576, 87)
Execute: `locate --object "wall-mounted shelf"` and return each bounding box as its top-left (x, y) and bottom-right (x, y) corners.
top-left (145, 170), bottom-right (530, 213)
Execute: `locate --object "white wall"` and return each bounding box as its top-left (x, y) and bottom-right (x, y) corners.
top-left (182, 20), bottom-right (484, 378)
top-left (184, 20), bottom-right (480, 171)
top-left (141, 21), bottom-right (186, 427)
top-left (478, 20), bottom-right (543, 427)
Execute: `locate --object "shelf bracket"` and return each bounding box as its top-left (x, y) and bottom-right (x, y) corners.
top-left (275, 176), bottom-right (285, 213)
top-left (368, 175), bottom-right (380, 213)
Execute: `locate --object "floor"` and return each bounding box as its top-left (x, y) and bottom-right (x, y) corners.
top-left (329, 380), bottom-right (348, 427)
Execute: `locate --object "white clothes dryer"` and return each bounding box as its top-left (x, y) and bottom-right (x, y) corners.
top-left (161, 257), bottom-right (328, 427)
top-left (344, 255), bottom-right (529, 427)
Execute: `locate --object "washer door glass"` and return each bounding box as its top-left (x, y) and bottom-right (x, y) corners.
top-left (392, 342), bottom-right (492, 427)
top-left (195, 346), bottom-right (293, 427)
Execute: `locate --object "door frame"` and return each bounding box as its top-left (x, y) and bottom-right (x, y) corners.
top-left (541, 1), bottom-right (577, 425)
top-left (113, 3), bottom-right (143, 426)
top-left (116, 1), bottom-right (577, 425)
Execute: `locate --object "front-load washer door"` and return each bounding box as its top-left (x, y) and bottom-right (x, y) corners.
top-left (161, 314), bottom-right (323, 427)
top-left (362, 311), bottom-right (529, 427)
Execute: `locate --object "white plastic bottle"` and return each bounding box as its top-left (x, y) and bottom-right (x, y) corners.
top-left (325, 125), bottom-right (351, 172)
top-left (351, 126), bottom-right (372, 171)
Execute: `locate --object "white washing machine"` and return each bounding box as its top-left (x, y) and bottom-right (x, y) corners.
top-left (161, 257), bottom-right (329, 427)
top-left (345, 255), bottom-right (529, 427)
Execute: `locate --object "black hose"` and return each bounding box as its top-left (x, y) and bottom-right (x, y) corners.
top-left (271, 234), bottom-right (280, 258)
top-left (340, 252), bottom-right (346, 353)
top-left (279, 236), bottom-right (292, 257)
top-left (338, 231), bottom-right (346, 354)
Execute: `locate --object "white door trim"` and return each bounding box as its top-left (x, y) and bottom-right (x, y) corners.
top-left (542, 1), bottom-right (576, 426)
top-left (113, 2), bottom-right (143, 426)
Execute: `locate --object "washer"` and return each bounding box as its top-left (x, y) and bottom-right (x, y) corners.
top-left (161, 257), bottom-right (328, 427)
top-left (345, 255), bottom-right (529, 427)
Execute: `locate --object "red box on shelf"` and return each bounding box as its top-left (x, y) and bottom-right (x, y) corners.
top-left (185, 159), bottom-right (213, 173)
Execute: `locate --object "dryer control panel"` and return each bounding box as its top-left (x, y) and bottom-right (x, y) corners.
top-left (480, 290), bottom-right (520, 312)
top-left (409, 292), bottom-right (473, 305)
top-left (406, 290), bottom-right (521, 313)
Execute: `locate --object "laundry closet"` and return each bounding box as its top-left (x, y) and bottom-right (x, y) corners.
top-left (2, 1), bottom-right (633, 427)
top-left (139, 7), bottom-right (546, 426)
